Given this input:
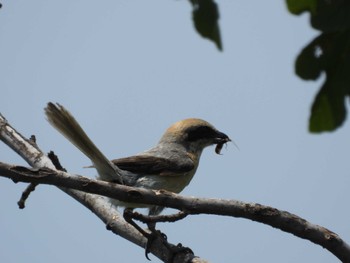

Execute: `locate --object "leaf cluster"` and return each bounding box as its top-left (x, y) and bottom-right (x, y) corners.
top-left (287, 0), bottom-right (350, 132)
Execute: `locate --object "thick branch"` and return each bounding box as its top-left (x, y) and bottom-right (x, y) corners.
top-left (1, 162), bottom-right (350, 262)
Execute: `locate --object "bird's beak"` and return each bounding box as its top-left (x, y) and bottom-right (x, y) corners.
top-left (214, 131), bottom-right (231, 144)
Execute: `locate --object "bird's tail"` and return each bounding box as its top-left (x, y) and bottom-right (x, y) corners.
top-left (44, 102), bottom-right (123, 183)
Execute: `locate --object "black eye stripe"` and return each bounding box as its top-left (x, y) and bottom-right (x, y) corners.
top-left (187, 126), bottom-right (217, 141)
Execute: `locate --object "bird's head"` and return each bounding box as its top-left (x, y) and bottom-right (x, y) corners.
top-left (159, 118), bottom-right (231, 154)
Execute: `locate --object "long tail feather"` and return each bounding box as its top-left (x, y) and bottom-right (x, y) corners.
top-left (44, 102), bottom-right (123, 183)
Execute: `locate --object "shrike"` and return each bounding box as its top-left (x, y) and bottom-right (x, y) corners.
top-left (45, 103), bottom-right (231, 216)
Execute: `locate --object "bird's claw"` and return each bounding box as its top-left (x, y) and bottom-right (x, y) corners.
top-left (145, 229), bottom-right (168, 260)
top-left (145, 232), bottom-right (193, 261)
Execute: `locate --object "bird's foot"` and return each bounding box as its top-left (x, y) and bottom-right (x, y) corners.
top-left (144, 228), bottom-right (167, 260)
top-left (123, 209), bottom-right (193, 261)
top-left (166, 242), bottom-right (194, 262)
top-left (145, 229), bottom-right (193, 261)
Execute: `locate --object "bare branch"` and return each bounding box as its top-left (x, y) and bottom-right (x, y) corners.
top-left (1, 161), bottom-right (350, 261)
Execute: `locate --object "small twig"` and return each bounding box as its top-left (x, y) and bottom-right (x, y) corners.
top-left (16, 135), bottom-right (44, 209)
top-left (17, 183), bottom-right (37, 209)
top-left (16, 135), bottom-right (39, 209)
top-left (16, 151), bottom-right (67, 209)
top-left (131, 210), bottom-right (188, 224)
top-left (47, 151), bottom-right (66, 171)
top-left (29, 135), bottom-right (37, 146)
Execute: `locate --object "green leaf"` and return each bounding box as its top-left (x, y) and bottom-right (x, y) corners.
top-left (306, 31), bottom-right (350, 132)
top-left (190, 0), bottom-right (222, 51)
top-left (286, 0), bottom-right (317, 15)
top-left (295, 35), bottom-right (323, 80)
top-left (309, 84), bottom-right (347, 133)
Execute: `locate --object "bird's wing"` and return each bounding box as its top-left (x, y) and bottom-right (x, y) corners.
top-left (111, 155), bottom-right (194, 176)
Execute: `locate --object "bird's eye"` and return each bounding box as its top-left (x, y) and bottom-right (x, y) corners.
top-left (187, 126), bottom-right (217, 142)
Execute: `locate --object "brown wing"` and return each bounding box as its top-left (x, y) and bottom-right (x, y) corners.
top-left (111, 155), bottom-right (194, 176)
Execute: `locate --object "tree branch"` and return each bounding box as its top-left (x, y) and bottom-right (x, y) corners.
top-left (1, 161), bottom-right (350, 261)
top-left (1, 113), bottom-right (350, 262)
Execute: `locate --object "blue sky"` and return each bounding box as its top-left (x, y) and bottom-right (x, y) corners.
top-left (1, 1), bottom-right (349, 262)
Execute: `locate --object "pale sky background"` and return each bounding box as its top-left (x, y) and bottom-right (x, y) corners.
top-left (1, 1), bottom-right (350, 262)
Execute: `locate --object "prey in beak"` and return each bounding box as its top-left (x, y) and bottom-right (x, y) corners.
top-left (214, 131), bottom-right (231, 155)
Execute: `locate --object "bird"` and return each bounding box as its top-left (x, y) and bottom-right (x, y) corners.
top-left (44, 102), bottom-right (231, 216)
